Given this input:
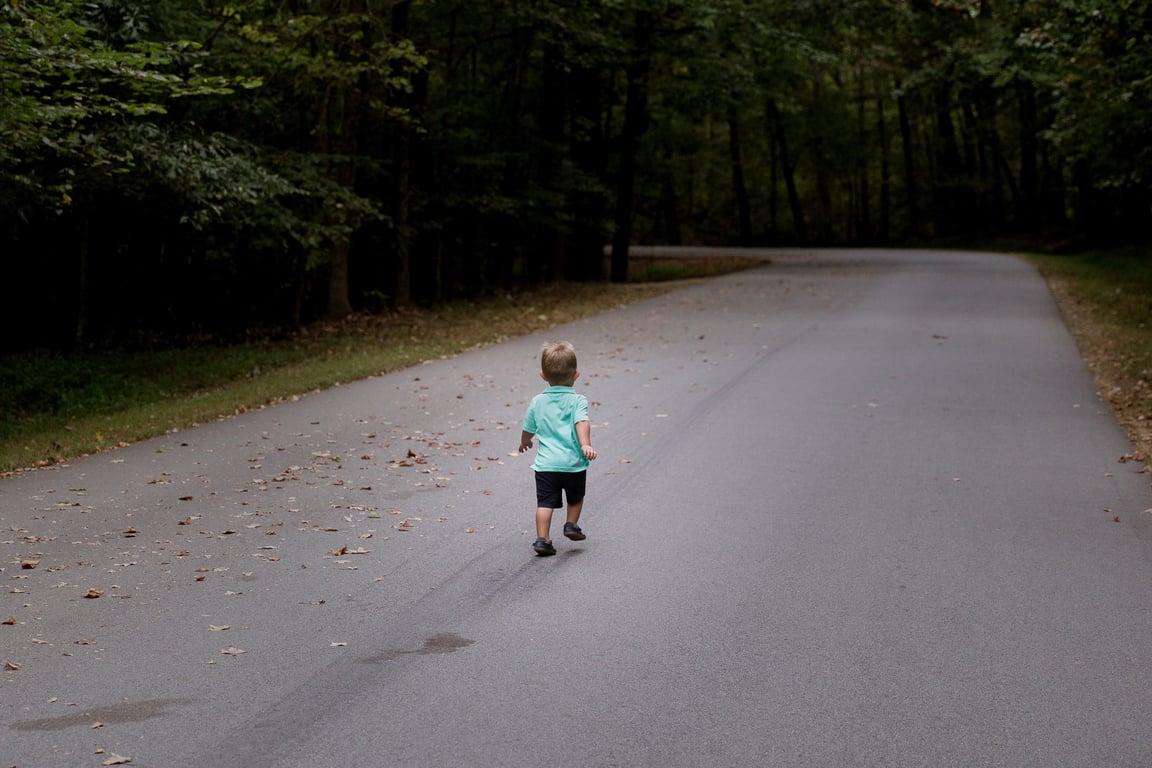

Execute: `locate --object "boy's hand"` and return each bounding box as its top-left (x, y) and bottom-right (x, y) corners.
top-left (519, 438), bottom-right (533, 453)
top-left (581, 445), bottom-right (597, 460)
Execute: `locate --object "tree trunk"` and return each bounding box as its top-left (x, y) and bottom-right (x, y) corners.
top-left (932, 82), bottom-right (964, 234)
top-left (74, 211), bottom-right (90, 350)
top-left (855, 72), bottom-right (872, 242)
top-left (767, 98), bottom-right (806, 242)
top-left (320, 2), bottom-right (367, 318)
top-left (727, 102), bottom-right (753, 245)
top-left (1017, 80), bottom-right (1039, 224)
top-left (768, 114), bottom-right (779, 236)
top-left (391, 0), bottom-right (413, 306)
top-left (876, 86), bottom-right (891, 243)
top-left (324, 86), bottom-right (359, 319)
top-left (538, 48), bottom-right (567, 282)
top-left (610, 10), bottom-right (655, 283)
top-left (896, 82), bottom-right (919, 237)
top-left (568, 66), bottom-right (610, 280)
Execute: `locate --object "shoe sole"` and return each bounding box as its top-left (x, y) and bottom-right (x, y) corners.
top-left (534, 547), bottom-right (556, 556)
top-left (563, 529), bottom-right (586, 541)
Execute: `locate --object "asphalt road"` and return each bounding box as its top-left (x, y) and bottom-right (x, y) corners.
top-left (4, 249), bottom-right (1152, 768)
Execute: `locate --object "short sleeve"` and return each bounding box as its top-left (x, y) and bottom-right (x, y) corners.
top-left (573, 395), bottom-right (589, 423)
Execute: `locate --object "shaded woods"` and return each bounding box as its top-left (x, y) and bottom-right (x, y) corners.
top-left (2, 0), bottom-right (1149, 351)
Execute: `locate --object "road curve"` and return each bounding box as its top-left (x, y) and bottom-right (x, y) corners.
top-left (3, 249), bottom-right (1151, 768)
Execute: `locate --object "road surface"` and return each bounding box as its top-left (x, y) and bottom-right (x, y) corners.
top-left (3, 249), bottom-right (1152, 767)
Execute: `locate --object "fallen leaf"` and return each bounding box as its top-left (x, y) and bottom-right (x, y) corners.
top-left (2, 617), bottom-right (16, 625)
top-left (20, 559), bottom-right (40, 569)
top-left (75, 638), bottom-right (97, 645)
top-left (221, 646), bottom-right (246, 656)
top-left (4, 662), bottom-right (19, 671)
top-left (83, 589), bottom-right (104, 599)
top-left (208, 625), bottom-right (230, 632)
top-left (101, 754), bottom-right (131, 765)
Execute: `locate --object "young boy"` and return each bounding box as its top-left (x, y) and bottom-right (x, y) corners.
top-left (519, 341), bottom-right (598, 556)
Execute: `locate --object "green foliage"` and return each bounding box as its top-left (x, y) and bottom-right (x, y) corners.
top-left (2, 0), bottom-right (1150, 352)
top-left (0, 0), bottom-right (259, 215)
top-left (1029, 1), bottom-right (1152, 191)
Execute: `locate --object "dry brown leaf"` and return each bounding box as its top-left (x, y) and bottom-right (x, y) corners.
top-left (20, 559), bottom-right (40, 569)
top-left (221, 646), bottom-right (246, 656)
top-left (208, 625), bottom-right (230, 632)
top-left (4, 661), bottom-right (19, 671)
top-left (2, 617), bottom-right (16, 625)
top-left (83, 589), bottom-right (104, 599)
top-left (101, 753), bottom-right (131, 765)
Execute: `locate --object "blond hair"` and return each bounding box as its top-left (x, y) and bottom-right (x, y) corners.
top-left (541, 341), bottom-right (578, 385)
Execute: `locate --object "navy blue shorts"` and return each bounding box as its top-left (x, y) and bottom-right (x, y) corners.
top-left (534, 471), bottom-right (587, 509)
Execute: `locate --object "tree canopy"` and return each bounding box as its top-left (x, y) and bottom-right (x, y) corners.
top-left (2, 0), bottom-right (1148, 350)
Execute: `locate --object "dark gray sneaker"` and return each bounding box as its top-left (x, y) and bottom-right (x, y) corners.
top-left (533, 538), bottom-right (556, 556)
top-left (563, 523), bottom-right (586, 541)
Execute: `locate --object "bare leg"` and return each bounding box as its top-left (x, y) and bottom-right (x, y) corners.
top-left (535, 507), bottom-right (554, 540)
top-left (565, 499), bottom-right (584, 527)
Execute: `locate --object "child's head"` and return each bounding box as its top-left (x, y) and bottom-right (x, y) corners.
top-left (540, 341), bottom-right (579, 386)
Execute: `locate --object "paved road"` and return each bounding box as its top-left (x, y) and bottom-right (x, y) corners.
top-left (4, 249), bottom-right (1152, 768)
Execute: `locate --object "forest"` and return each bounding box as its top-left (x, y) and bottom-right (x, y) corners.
top-left (1, 0), bottom-right (1149, 352)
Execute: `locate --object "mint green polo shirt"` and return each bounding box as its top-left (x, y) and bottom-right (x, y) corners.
top-left (523, 385), bottom-right (590, 473)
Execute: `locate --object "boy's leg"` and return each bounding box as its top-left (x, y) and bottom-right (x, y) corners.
top-left (564, 471), bottom-right (587, 527)
top-left (535, 506), bottom-right (554, 539)
top-left (565, 498), bottom-right (583, 527)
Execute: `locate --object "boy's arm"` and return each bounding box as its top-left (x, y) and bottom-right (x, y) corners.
top-left (575, 421), bottom-right (597, 460)
top-left (519, 430), bottom-right (535, 453)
